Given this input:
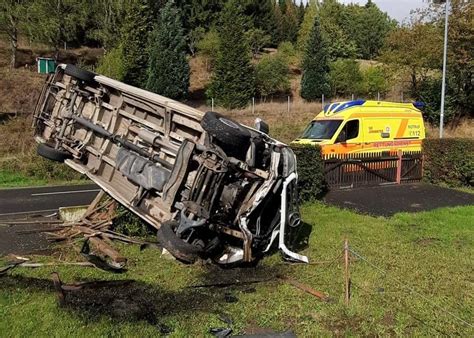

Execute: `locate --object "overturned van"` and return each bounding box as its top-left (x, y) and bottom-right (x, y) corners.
top-left (33, 64), bottom-right (307, 266)
top-left (291, 100), bottom-right (426, 155)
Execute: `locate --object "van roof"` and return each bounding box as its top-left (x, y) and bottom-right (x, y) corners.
top-left (317, 100), bottom-right (423, 119)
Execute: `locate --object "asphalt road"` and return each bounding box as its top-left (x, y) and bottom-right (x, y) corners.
top-left (0, 184), bottom-right (99, 219)
top-left (325, 183), bottom-right (474, 217)
top-left (0, 184), bottom-right (100, 255)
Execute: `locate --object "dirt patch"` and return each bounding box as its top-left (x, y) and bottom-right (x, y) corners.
top-left (414, 237), bottom-right (440, 246)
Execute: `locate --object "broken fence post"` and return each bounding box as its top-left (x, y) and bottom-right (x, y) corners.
top-left (344, 239), bottom-right (350, 306)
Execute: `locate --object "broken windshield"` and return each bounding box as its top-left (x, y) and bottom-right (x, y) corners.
top-left (301, 120), bottom-right (343, 140)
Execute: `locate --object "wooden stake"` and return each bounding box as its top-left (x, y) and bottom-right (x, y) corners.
top-left (344, 239), bottom-right (350, 306)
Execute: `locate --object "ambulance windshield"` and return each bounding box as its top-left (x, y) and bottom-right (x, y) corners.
top-left (301, 120), bottom-right (343, 140)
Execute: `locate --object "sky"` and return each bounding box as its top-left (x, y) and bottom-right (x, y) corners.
top-left (339, 0), bottom-right (429, 22)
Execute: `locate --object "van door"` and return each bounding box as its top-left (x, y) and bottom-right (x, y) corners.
top-left (333, 119), bottom-right (363, 154)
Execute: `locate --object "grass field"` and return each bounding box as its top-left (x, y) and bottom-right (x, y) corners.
top-left (1, 203), bottom-right (472, 336)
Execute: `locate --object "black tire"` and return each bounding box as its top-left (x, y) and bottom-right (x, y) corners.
top-left (64, 64), bottom-right (96, 83)
top-left (201, 111), bottom-right (251, 157)
top-left (157, 220), bottom-right (203, 264)
top-left (37, 143), bottom-right (71, 162)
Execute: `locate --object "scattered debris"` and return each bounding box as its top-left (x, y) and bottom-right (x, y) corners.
top-left (234, 330), bottom-right (297, 337)
top-left (277, 275), bottom-right (329, 302)
top-left (209, 327), bottom-right (233, 337)
top-left (189, 277), bottom-right (273, 289)
top-left (224, 292), bottom-right (239, 303)
top-left (217, 313), bottom-right (233, 326)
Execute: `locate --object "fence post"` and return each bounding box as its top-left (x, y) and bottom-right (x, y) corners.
top-left (322, 94), bottom-right (325, 109)
top-left (211, 98), bottom-right (214, 111)
top-left (396, 150), bottom-right (403, 184)
top-left (344, 239), bottom-right (350, 306)
top-left (252, 97), bottom-right (255, 114)
top-left (287, 96), bottom-right (290, 113)
top-left (351, 94), bottom-right (354, 101)
top-left (377, 92), bottom-right (380, 101)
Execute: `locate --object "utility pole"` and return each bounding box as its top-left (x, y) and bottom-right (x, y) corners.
top-left (438, 0), bottom-right (450, 138)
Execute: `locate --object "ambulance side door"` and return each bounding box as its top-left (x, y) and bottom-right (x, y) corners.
top-left (334, 119), bottom-right (363, 153)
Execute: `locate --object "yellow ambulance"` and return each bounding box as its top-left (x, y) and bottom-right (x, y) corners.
top-left (291, 100), bottom-right (426, 155)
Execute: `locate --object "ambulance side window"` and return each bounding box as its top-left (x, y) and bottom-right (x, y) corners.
top-left (336, 120), bottom-right (359, 143)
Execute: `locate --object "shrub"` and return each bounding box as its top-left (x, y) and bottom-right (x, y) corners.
top-left (197, 28), bottom-right (220, 65)
top-left (278, 41), bottom-right (298, 64)
top-left (255, 54), bottom-right (290, 99)
top-left (96, 46), bottom-right (125, 81)
top-left (329, 59), bottom-right (362, 97)
top-left (112, 206), bottom-right (153, 237)
top-left (423, 138), bottom-right (474, 187)
top-left (360, 66), bottom-right (390, 99)
top-left (416, 77), bottom-right (457, 125)
top-left (291, 144), bottom-right (327, 202)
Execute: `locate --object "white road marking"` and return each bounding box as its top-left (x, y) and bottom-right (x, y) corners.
top-left (30, 189), bottom-right (100, 197)
top-left (0, 208), bottom-right (58, 217)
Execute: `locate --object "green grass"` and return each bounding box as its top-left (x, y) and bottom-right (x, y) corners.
top-left (1, 203), bottom-right (473, 336)
top-left (0, 170), bottom-right (89, 188)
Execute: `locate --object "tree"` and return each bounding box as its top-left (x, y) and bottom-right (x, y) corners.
top-left (256, 53), bottom-right (290, 100)
top-left (206, 0), bottom-right (255, 109)
top-left (272, 1), bottom-right (285, 45)
top-left (329, 59), bottom-right (362, 97)
top-left (300, 17), bottom-right (330, 101)
top-left (24, 0), bottom-right (89, 51)
top-left (96, 45), bottom-right (126, 81)
top-left (443, 0), bottom-right (473, 120)
top-left (344, 2), bottom-right (396, 59)
top-left (88, 0), bottom-right (127, 51)
top-left (380, 23), bottom-right (443, 96)
top-left (360, 66), bottom-right (391, 98)
top-left (318, 0), bottom-right (357, 59)
top-left (242, 0), bottom-right (275, 37)
top-left (245, 28), bottom-right (271, 57)
top-left (187, 27), bottom-right (205, 56)
top-left (146, 1), bottom-right (189, 100)
top-left (196, 28), bottom-right (220, 70)
top-left (121, 0), bottom-right (152, 88)
top-left (0, 0), bottom-right (29, 68)
top-left (296, 0), bottom-right (317, 51)
top-left (281, 0), bottom-right (299, 43)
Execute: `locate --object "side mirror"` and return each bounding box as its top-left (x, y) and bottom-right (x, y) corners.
top-left (255, 118), bottom-right (269, 134)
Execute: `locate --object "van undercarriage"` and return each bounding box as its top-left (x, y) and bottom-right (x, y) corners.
top-left (32, 64), bottom-right (308, 266)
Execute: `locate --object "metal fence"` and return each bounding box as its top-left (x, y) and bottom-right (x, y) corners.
top-left (323, 151), bottom-right (423, 189)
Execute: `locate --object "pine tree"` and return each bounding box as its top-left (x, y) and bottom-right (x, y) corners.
top-left (272, 2), bottom-right (285, 45)
top-left (146, 1), bottom-right (190, 99)
top-left (296, 0), bottom-right (318, 51)
top-left (206, 0), bottom-right (255, 109)
top-left (300, 17), bottom-right (330, 101)
top-left (121, 0), bottom-right (152, 88)
top-left (282, 1), bottom-right (299, 43)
